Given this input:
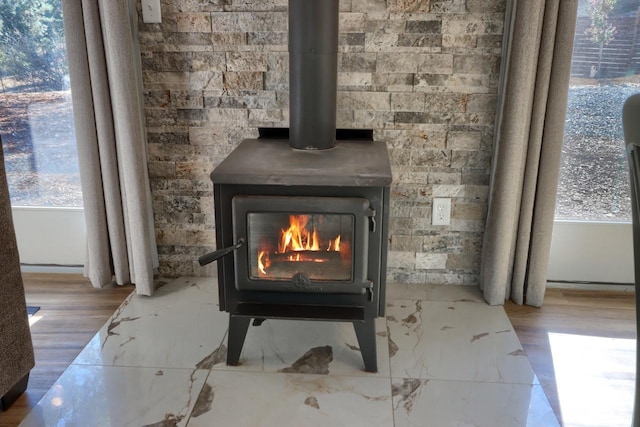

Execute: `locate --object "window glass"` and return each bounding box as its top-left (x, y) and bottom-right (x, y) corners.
top-left (556, 0), bottom-right (639, 222)
top-left (0, 0), bottom-right (81, 207)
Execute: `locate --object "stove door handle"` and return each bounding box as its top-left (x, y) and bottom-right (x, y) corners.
top-left (198, 238), bottom-right (246, 266)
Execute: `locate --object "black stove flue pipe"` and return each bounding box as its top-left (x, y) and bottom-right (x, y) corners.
top-left (288, 0), bottom-right (339, 150)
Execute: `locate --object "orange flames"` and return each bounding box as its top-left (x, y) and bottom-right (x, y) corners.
top-left (258, 250), bottom-right (270, 275)
top-left (279, 215), bottom-right (340, 253)
top-left (257, 214), bottom-right (342, 276)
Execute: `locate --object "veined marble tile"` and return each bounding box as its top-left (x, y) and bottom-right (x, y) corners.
top-left (386, 283), bottom-right (485, 303)
top-left (423, 283), bottom-right (484, 303)
top-left (21, 276), bottom-right (564, 427)
top-left (387, 299), bottom-right (536, 383)
top-left (187, 370), bottom-right (393, 427)
top-left (73, 276), bottom-right (230, 370)
top-left (157, 276), bottom-right (220, 305)
top-left (392, 379), bottom-right (559, 427)
top-left (386, 283), bottom-right (429, 300)
top-left (19, 365), bottom-right (209, 427)
top-left (214, 317), bottom-right (390, 377)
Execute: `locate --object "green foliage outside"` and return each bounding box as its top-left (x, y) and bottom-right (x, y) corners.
top-left (0, 0), bottom-right (67, 92)
top-left (585, 0), bottom-right (619, 76)
top-left (586, 0), bottom-right (618, 45)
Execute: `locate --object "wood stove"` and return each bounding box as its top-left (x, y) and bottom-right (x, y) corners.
top-left (198, 0), bottom-right (391, 372)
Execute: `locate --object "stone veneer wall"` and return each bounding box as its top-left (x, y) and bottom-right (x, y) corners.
top-left (138, 0), bottom-right (506, 285)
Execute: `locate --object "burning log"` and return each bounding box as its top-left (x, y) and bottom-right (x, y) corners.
top-left (259, 250), bottom-right (350, 280)
top-left (269, 250), bottom-right (342, 263)
top-left (263, 261), bottom-right (350, 281)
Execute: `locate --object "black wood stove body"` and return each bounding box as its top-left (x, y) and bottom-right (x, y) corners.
top-left (208, 136), bottom-right (391, 372)
top-left (198, 0), bottom-right (392, 372)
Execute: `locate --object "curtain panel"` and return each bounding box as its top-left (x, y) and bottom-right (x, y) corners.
top-left (480, 0), bottom-right (578, 306)
top-left (62, 0), bottom-right (158, 295)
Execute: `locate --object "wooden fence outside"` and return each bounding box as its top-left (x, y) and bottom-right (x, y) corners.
top-left (571, 15), bottom-right (640, 78)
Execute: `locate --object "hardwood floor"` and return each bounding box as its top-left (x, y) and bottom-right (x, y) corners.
top-left (0, 273), bottom-right (134, 427)
top-left (504, 286), bottom-right (636, 422)
top-left (0, 275), bottom-right (635, 426)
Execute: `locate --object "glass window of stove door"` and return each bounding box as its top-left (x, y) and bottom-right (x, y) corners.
top-left (247, 212), bottom-right (354, 282)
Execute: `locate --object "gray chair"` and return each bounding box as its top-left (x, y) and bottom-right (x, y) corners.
top-left (0, 139), bottom-right (35, 410)
top-left (623, 94), bottom-right (640, 426)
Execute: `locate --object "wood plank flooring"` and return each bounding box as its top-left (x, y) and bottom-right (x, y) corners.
top-left (0, 273), bottom-right (134, 427)
top-left (504, 287), bottom-right (636, 422)
top-left (0, 275), bottom-right (635, 426)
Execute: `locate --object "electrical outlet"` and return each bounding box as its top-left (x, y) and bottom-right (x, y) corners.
top-left (432, 198), bottom-right (451, 226)
top-left (141, 0), bottom-right (162, 24)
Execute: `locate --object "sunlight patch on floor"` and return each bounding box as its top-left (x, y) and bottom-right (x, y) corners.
top-left (28, 315), bottom-right (42, 327)
top-left (549, 332), bottom-right (635, 426)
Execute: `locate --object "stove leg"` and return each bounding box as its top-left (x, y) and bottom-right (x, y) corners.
top-left (353, 319), bottom-right (377, 373)
top-left (227, 315), bottom-right (250, 366)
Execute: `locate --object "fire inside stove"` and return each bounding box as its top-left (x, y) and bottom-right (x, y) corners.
top-left (247, 213), bottom-right (353, 282)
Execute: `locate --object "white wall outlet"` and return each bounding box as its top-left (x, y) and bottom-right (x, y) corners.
top-left (432, 198), bottom-right (451, 226)
top-left (141, 0), bottom-right (162, 24)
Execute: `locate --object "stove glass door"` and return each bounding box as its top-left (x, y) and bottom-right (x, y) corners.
top-left (232, 195), bottom-right (372, 293)
top-left (247, 212), bottom-right (353, 281)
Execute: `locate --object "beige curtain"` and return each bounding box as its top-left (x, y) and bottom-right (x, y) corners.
top-left (480, 0), bottom-right (578, 307)
top-left (62, 0), bottom-right (158, 295)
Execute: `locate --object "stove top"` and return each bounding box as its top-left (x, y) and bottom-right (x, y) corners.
top-left (212, 139), bottom-right (392, 187)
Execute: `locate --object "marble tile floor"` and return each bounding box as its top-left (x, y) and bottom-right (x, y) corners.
top-left (19, 277), bottom-right (560, 426)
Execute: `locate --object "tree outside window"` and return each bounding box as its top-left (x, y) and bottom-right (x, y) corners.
top-left (0, 0), bottom-right (67, 92)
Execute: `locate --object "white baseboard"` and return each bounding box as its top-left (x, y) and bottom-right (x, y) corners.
top-left (547, 281), bottom-right (635, 292)
top-left (20, 264), bottom-right (84, 274)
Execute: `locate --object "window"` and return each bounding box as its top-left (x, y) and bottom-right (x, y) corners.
top-left (0, 0), bottom-right (82, 208)
top-left (555, 0), bottom-right (638, 223)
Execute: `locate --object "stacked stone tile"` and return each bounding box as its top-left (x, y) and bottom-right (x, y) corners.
top-left (138, 0), bottom-right (506, 285)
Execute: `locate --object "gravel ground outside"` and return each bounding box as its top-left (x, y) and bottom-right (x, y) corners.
top-left (556, 80), bottom-right (638, 222)
top-left (0, 81), bottom-right (638, 222)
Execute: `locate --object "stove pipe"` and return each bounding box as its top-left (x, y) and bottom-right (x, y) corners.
top-left (288, 0), bottom-right (339, 150)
